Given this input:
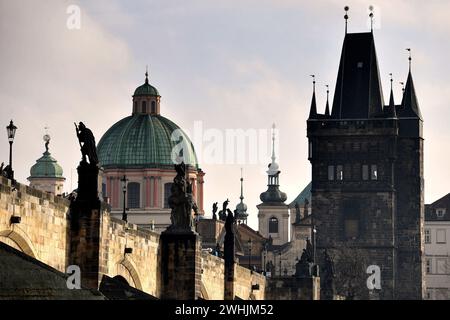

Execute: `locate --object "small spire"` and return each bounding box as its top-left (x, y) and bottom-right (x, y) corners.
top-left (400, 82), bottom-right (405, 93)
top-left (406, 48), bottom-right (412, 71)
top-left (145, 65), bottom-right (149, 84)
top-left (344, 6), bottom-right (349, 34)
top-left (385, 73), bottom-right (396, 118)
top-left (389, 73), bottom-right (395, 106)
top-left (369, 6), bottom-right (374, 32)
top-left (325, 84), bottom-right (330, 116)
top-left (308, 75), bottom-right (317, 119)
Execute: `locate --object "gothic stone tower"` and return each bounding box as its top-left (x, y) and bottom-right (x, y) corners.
top-left (307, 31), bottom-right (424, 299)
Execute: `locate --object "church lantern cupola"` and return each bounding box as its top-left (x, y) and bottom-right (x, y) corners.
top-left (132, 69), bottom-right (161, 115)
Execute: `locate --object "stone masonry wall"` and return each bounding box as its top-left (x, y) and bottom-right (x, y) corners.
top-left (0, 177), bottom-right (266, 300)
top-left (0, 177), bottom-right (69, 272)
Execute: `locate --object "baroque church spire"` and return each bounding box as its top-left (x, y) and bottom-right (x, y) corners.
top-left (260, 124), bottom-right (287, 204)
top-left (235, 168), bottom-right (248, 223)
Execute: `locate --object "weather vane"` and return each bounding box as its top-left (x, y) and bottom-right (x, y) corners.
top-left (344, 6), bottom-right (349, 34)
top-left (406, 48), bottom-right (412, 70)
top-left (369, 6), bottom-right (374, 32)
top-left (310, 74), bottom-right (316, 91)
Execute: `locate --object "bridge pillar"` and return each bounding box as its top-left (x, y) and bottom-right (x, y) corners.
top-left (160, 230), bottom-right (201, 300)
top-left (68, 160), bottom-right (102, 290)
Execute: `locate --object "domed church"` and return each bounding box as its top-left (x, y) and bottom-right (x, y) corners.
top-left (97, 72), bottom-right (205, 232)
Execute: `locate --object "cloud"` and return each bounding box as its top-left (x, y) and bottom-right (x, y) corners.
top-left (0, 0), bottom-right (133, 191)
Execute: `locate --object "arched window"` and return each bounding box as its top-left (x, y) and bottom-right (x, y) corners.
top-left (142, 101), bottom-right (147, 113)
top-left (269, 217), bottom-right (278, 233)
top-left (127, 182), bottom-right (140, 209)
top-left (164, 183), bottom-right (173, 208)
top-left (151, 101), bottom-right (156, 113)
top-left (134, 101), bottom-right (137, 112)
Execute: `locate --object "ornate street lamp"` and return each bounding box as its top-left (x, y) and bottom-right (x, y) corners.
top-left (121, 175), bottom-right (128, 222)
top-left (6, 120), bottom-right (17, 180)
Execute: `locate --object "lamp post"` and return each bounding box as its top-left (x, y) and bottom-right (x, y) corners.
top-left (247, 238), bottom-right (252, 270)
top-left (6, 120), bottom-right (17, 181)
top-left (121, 175), bottom-right (128, 222)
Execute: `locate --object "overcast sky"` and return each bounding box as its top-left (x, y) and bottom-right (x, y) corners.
top-left (1, 0), bottom-right (450, 229)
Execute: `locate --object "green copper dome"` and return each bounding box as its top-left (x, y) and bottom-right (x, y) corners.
top-left (97, 114), bottom-right (198, 169)
top-left (29, 151), bottom-right (64, 178)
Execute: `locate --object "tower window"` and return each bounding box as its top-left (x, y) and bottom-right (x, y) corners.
top-left (127, 182), bottom-right (140, 209)
top-left (370, 165), bottom-right (378, 180)
top-left (151, 101), bottom-right (156, 114)
top-left (142, 101), bottom-right (147, 113)
top-left (336, 165), bottom-right (344, 180)
top-left (362, 165), bottom-right (369, 180)
top-left (164, 183), bottom-right (173, 208)
top-left (308, 142), bottom-right (312, 159)
top-left (268, 217), bottom-right (279, 233)
top-left (328, 165), bottom-right (335, 181)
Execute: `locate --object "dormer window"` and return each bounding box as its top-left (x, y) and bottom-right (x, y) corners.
top-left (436, 208), bottom-right (446, 218)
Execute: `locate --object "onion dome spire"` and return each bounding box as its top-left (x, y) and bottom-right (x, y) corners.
top-left (260, 124), bottom-right (287, 204)
top-left (235, 168), bottom-right (248, 223)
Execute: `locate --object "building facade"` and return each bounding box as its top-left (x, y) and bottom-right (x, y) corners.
top-left (307, 30), bottom-right (424, 299)
top-left (97, 73), bottom-right (205, 232)
top-left (425, 194), bottom-right (450, 300)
